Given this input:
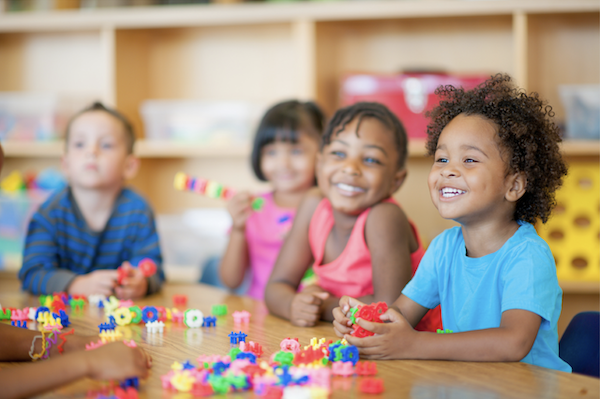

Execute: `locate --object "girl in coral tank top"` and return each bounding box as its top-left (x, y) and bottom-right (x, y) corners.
top-left (265, 102), bottom-right (441, 331)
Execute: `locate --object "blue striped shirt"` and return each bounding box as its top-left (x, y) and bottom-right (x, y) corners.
top-left (19, 186), bottom-right (164, 295)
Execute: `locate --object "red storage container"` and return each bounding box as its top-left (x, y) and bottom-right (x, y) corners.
top-left (340, 73), bottom-right (490, 139)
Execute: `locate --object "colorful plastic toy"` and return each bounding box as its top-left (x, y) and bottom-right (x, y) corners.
top-left (142, 306), bottom-right (159, 323)
top-left (203, 315), bottom-right (217, 327)
top-left (359, 377), bottom-right (384, 394)
top-left (332, 361), bottom-right (354, 377)
top-left (184, 309), bottom-right (204, 328)
top-left (232, 310), bottom-right (251, 323)
top-left (146, 320), bottom-right (165, 334)
top-left (211, 304), bottom-right (228, 316)
top-left (174, 172), bottom-right (265, 211)
top-left (173, 294), bottom-right (188, 307)
top-left (350, 301), bottom-right (388, 337)
top-left (355, 361), bottom-right (377, 376)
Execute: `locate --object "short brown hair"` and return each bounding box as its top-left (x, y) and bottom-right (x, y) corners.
top-left (65, 102), bottom-right (135, 154)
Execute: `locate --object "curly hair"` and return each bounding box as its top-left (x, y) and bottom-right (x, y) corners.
top-left (322, 102), bottom-right (408, 169)
top-left (426, 73), bottom-right (567, 224)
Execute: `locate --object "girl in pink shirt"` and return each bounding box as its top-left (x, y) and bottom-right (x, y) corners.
top-left (218, 100), bottom-right (325, 300)
top-left (265, 102), bottom-right (441, 331)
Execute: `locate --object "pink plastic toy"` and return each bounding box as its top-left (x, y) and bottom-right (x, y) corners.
top-left (331, 361), bottom-right (354, 377)
top-left (232, 310), bottom-right (251, 323)
top-left (279, 337), bottom-right (300, 354)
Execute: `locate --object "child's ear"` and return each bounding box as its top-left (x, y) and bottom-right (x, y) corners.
top-left (505, 171), bottom-right (527, 202)
top-left (391, 168), bottom-right (408, 194)
top-left (123, 154), bottom-right (140, 180)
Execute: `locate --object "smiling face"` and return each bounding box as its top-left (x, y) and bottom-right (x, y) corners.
top-left (260, 131), bottom-right (320, 195)
top-left (428, 113), bottom-right (521, 226)
top-left (62, 110), bottom-right (138, 190)
top-left (317, 116), bottom-right (406, 215)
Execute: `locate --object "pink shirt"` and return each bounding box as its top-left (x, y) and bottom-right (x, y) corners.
top-left (245, 192), bottom-right (295, 300)
top-left (308, 197), bottom-right (441, 332)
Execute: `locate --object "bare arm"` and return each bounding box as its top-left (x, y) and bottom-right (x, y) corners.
top-left (265, 188), bottom-right (322, 325)
top-left (0, 323), bottom-right (95, 361)
top-left (0, 342), bottom-right (151, 399)
top-left (346, 294), bottom-right (541, 362)
top-left (219, 192), bottom-right (253, 289)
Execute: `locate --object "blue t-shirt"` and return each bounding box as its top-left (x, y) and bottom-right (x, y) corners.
top-left (403, 222), bottom-right (571, 372)
top-left (19, 186), bottom-right (164, 295)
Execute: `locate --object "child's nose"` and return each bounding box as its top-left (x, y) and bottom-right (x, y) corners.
top-left (440, 163), bottom-right (460, 178)
top-left (342, 158), bottom-right (361, 176)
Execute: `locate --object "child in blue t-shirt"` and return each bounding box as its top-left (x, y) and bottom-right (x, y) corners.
top-left (333, 74), bottom-right (571, 372)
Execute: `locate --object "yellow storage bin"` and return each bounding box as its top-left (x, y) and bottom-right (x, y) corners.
top-left (537, 162), bottom-right (599, 282)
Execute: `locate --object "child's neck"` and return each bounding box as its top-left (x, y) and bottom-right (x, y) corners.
top-left (272, 190), bottom-right (307, 209)
top-left (71, 185), bottom-right (122, 232)
top-left (461, 218), bottom-right (521, 258)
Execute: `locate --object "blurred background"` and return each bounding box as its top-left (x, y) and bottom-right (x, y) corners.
top-left (0, 0), bottom-right (598, 334)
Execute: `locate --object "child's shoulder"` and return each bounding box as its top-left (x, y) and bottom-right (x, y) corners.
top-left (118, 187), bottom-right (154, 210)
top-left (367, 198), bottom-right (408, 223)
top-left (36, 186), bottom-right (71, 215)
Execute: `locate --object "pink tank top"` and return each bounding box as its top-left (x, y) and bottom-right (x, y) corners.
top-left (245, 192), bottom-right (295, 300)
top-left (308, 197), bottom-right (442, 332)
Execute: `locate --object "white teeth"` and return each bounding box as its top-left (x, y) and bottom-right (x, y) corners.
top-left (336, 183), bottom-right (365, 193)
top-left (441, 187), bottom-right (466, 197)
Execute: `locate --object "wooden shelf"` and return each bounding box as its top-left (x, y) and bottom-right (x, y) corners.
top-left (560, 280), bottom-right (600, 294)
top-left (3, 139), bottom-right (598, 159)
top-left (0, 0), bottom-right (597, 32)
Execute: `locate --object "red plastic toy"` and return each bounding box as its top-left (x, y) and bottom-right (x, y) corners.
top-left (351, 301), bottom-right (388, 337)
top-left (173, 295), bottom-right (188, 307)
top-left (359, 378), bottom-right (384, 394)
top-left (355, 361), bottom-right (377, 376)
top-left (138, 258), bottom-right (157, 277)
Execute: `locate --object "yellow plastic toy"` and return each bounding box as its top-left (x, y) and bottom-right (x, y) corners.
top-left (0, 170), bottom-right (25, 192)
top-left (537, 162), bottom-right (599, 281)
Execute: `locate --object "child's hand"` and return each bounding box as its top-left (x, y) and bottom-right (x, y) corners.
top-left (85, 341), bottom-right (152, 380)
top-left (227, 192), bottom-right (254, 231)
top-left (343, 307), bottom-right (417, 360)
top-left (332, 296), bottom-right (366, 338)
top-left (114, 262), bottom-right (148, 300)
top-left (68, 270), bottom-right (118, 297)
top-left (290, 291), bottom-right (329, 327)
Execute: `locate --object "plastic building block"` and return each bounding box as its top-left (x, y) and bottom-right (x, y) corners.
top-left (211, 304), bottom-right (228, 316)
top-left (191, 382), bottom-right (213, 397)
top-left (173, 294), bottom-right (188, 307)
top-left (184, 309), bottom-right (204, 328)
top-left (203, 315), bottom-right (217, 327)
top-left (11, 308), bottom-right (28, 321)
top-left (340, 345), bottom-right (359, 365)
top-left (280, 338), bottom-right (301, 354)
top-left (174, 172), bottom-right (265, 211)
top-left (120, 377), bottom-right (139, 390)
top-left (141, 306), bottom-right (159, 323)
top-left (236, 351), bottom-right (257, 364)
top-left (273, 351), bottom-right (294, 366)
top-left (58, 309), bottom-right (71, 327)
top-left (181, 360), bottom-right (196, 370)
top-left (331, 361), bottom-right (354, 377)
top-left (355, 361), bottom-right (377, 376)
top-left (113, 307), bottom-right (132, 326)
top-left (138, 258), bottom-right (157, 277)
top-left (359, 378), bottom-right (384, 394)
top-left (129, 306), bottom-right (142, 324)
top-left (155, 306), bottom-right (168, 322)
top-left (436, 329), bottom-right (454, 334)
top-left (11, 320), bottom-right (27, 328)
top-left (146, 320), bottom-right (165, 334)
top-left (229, 331), bottom-right (241, 345)
top-left (239, 341), bottom-right (264, 357)
top-left (69, 298), bottom-right (85, 311)
top-left (237, 331), bottom-right (248, 343)
top-left (34, 307), bottom-right (49, 321)
top-left (171, 308), bottom-right (184, 323)
top-left (232, 310), bottom-right (251, 323)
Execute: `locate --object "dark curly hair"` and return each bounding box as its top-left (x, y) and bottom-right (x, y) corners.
top-left (426, 73), bottom-right (567, 224)
top-left (322, 102), bottom-right (408, 169)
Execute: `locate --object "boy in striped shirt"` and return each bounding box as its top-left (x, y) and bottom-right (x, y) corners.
top-left (19, 102), bottom-right (164, 299)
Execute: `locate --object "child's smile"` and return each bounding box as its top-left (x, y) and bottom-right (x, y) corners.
top-left (318, 117), bottom-right (404, 215)
top-left (428, 113), bottom-right (516, 226)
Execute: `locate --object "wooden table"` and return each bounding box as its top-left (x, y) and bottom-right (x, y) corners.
top-left (0, 274), bottom-right (598, 399)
